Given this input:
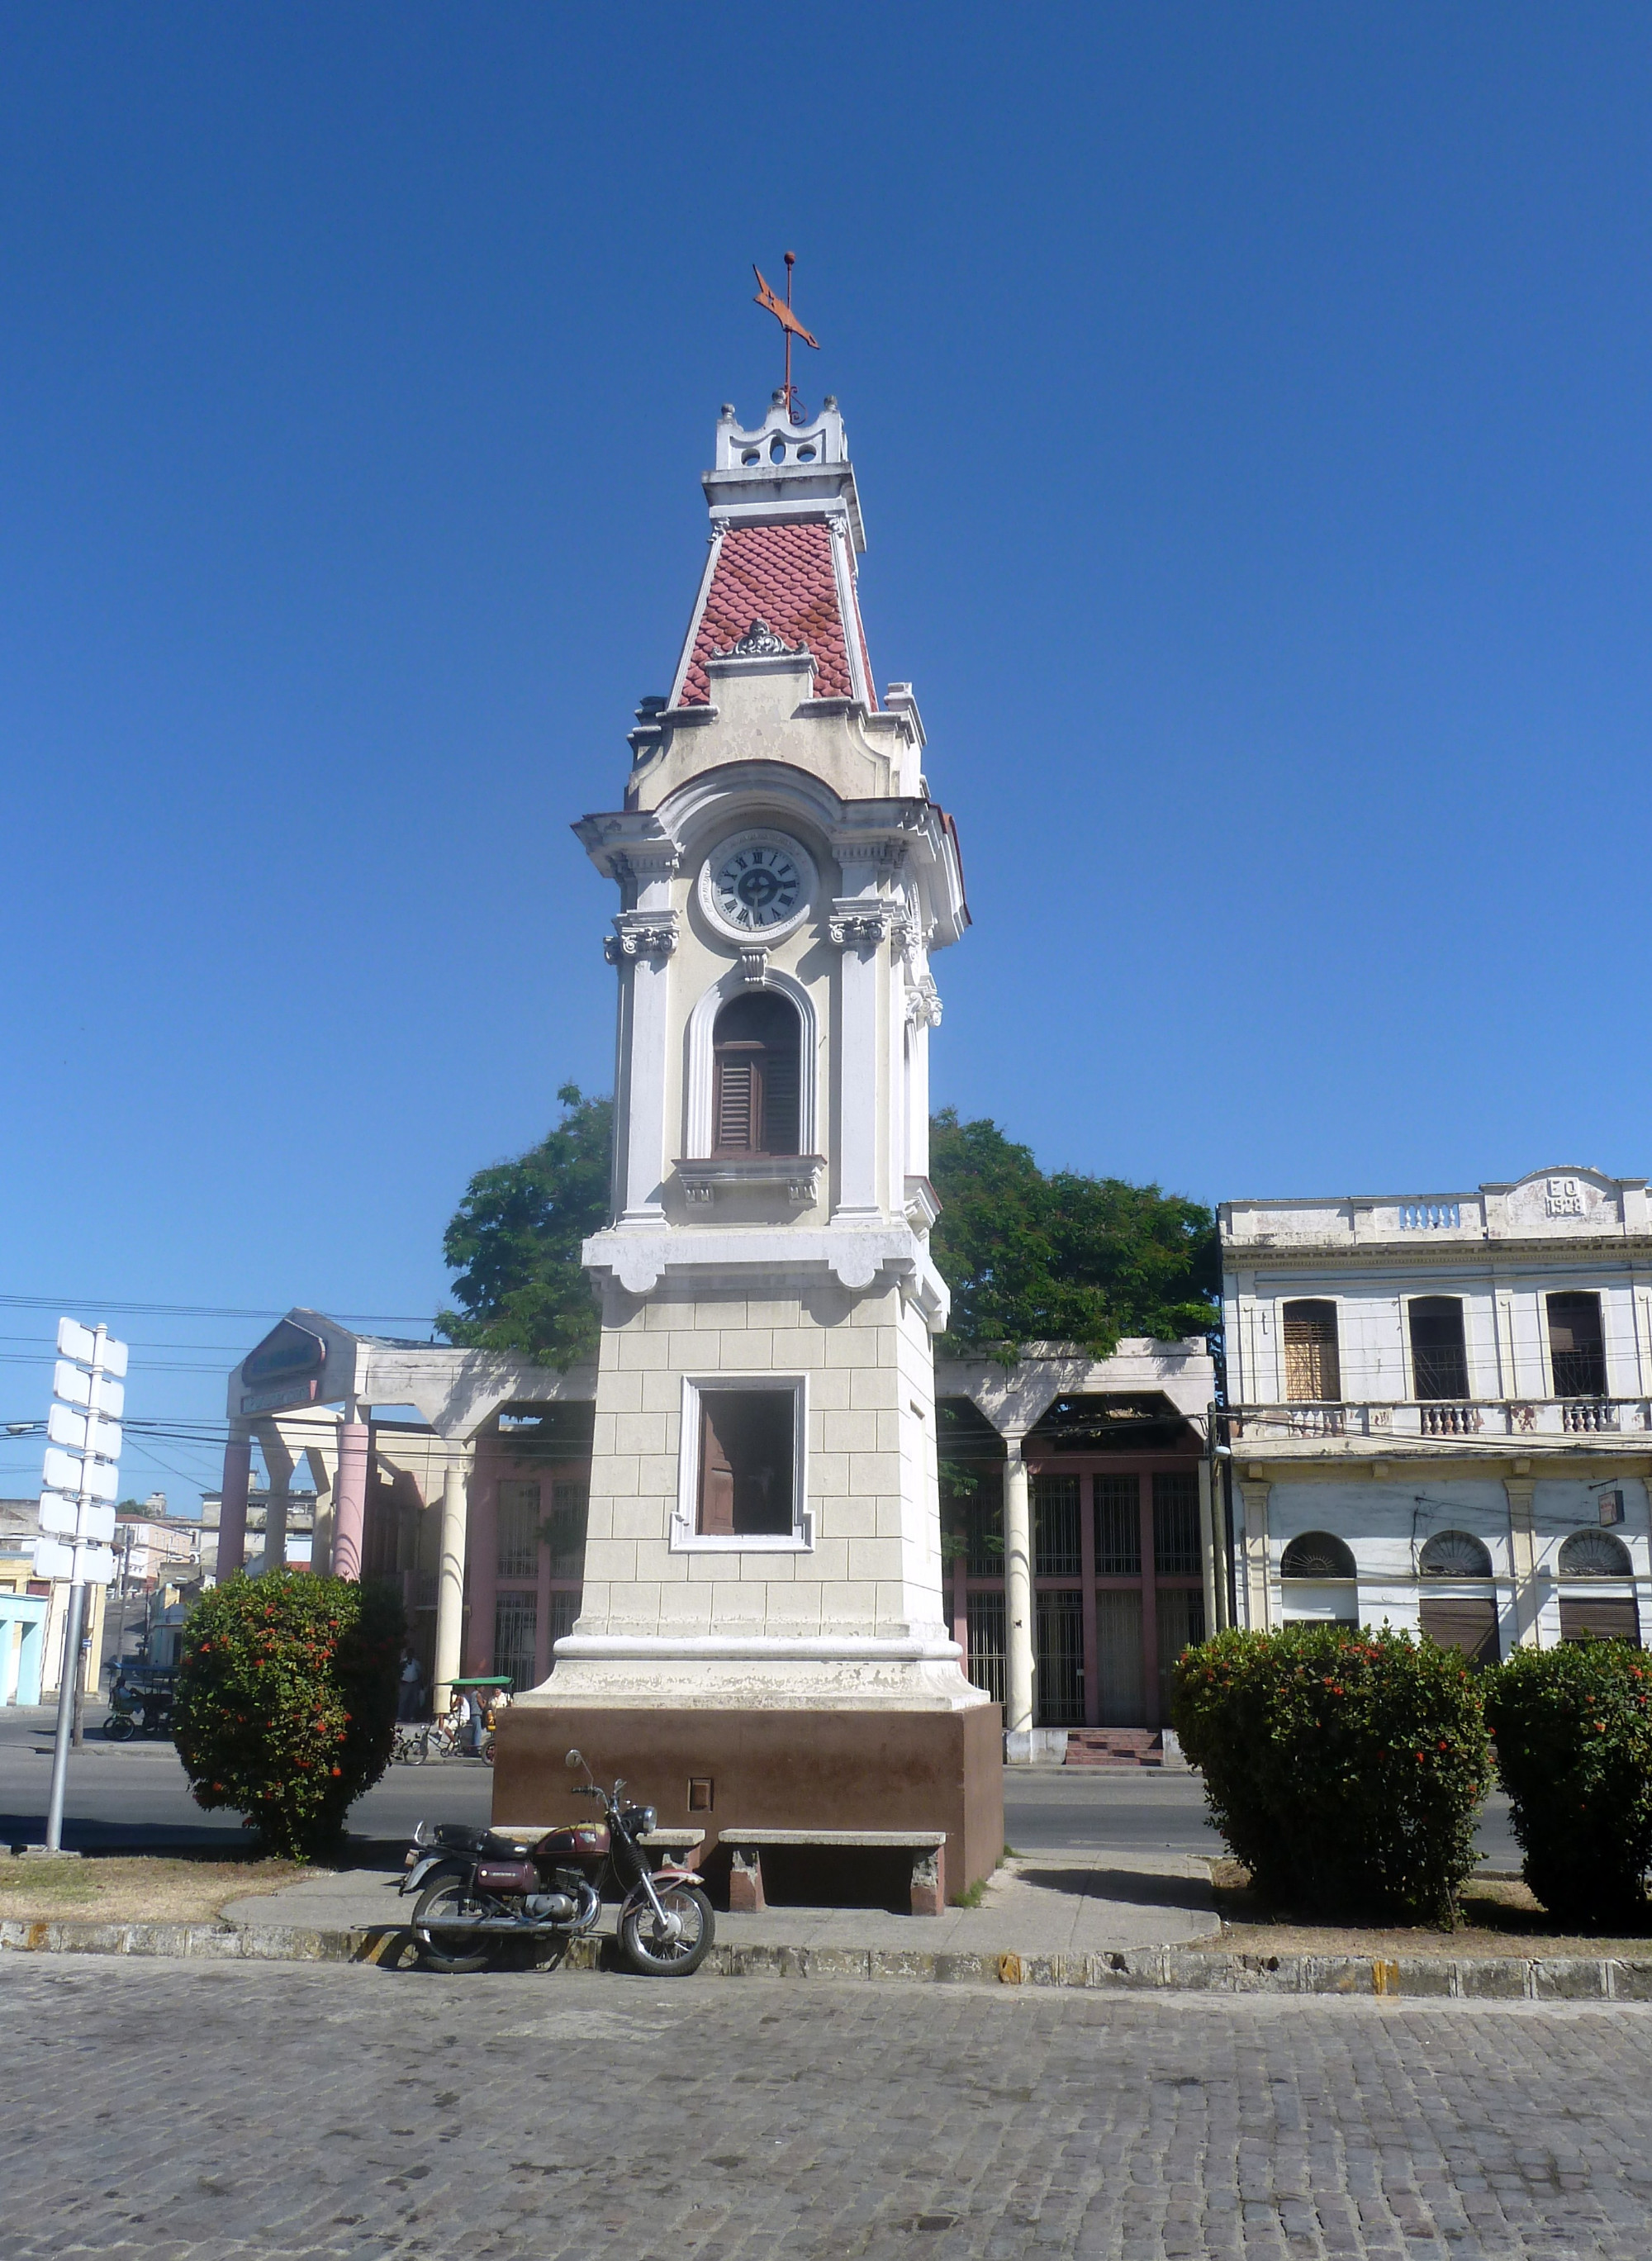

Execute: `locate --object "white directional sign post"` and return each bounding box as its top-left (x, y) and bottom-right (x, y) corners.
top-left (38, 1318), bottom-right (127, 1854)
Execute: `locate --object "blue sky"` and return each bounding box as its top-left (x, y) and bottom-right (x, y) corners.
top-left (4, 4), bottom-right (1650, 1508)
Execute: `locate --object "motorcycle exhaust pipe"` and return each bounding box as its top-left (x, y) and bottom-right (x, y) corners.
top-left (413, 1916), bottom-right (598, 1936)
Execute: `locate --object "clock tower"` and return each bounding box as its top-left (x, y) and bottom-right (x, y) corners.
top-left (497, 392), bottom-right (1002, 1893)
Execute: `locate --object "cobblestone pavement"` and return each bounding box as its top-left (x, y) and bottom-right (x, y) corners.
top-left (4, 1958), bottom-right (1652, 2259)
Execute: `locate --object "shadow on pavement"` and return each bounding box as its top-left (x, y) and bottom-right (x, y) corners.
top-left (1015, 1864), bottom-right (1215, 1910)
top-left (0, 1812), bottom-right (415, 1868)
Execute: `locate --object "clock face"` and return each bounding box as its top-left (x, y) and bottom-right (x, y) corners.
top-left (701, 831), bottom-right (814, 939)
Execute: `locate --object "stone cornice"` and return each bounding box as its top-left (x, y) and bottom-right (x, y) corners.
top-left (1226, 1234), bottom-right (1652, 1275)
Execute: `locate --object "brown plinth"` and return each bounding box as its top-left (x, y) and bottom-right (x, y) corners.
top-left (491, 1704), bottom-right (1004, 1898)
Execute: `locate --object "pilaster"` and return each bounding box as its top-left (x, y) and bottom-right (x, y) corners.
top-left (1239, 1478), bottom-right (1272, 1631)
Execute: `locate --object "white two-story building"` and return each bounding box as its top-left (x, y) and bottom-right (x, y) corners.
top-left (1219, 1166), bottom-right (1652, 1661)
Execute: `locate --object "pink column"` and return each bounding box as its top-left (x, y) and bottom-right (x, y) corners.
top-left (332, 1422), bottom-right (370, 1580)
top-left (218, 1435), bottom-right (252, 1579)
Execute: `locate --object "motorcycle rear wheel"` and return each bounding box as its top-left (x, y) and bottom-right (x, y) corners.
top-left (619, 1883), bottom-right (714, 1976)
top-left (102, 1712), bottom-right (137, 1743)
top-left (411, 1874), bottom-right (493, 1974)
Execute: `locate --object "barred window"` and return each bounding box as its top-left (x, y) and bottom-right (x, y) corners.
top-left (1094, 1475), bottom-right (1142, 1576)
top-left (1152, 1471), bottom-right (1201, 1577)
top-left (496, 1479), bottom-right (540, 1578)
top-left (1032, 1473), bottom-right (1081, 1577)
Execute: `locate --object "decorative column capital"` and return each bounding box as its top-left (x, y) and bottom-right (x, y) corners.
top-left (828, 897), bottom-right (898, 949)
top-left (905, 976), bottom-right (942, 1028)
top-left (604, 910), bottom-right (681, 965)
top-left (737, 946), bottom-right (769, 986)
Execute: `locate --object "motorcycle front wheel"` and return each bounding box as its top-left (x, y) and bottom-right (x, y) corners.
top-left (619, 1883), bottom-right (714, 1977)
top-left (411, 1874), bottom-right (493, 1974)
top-left (102, 1712), bottom-right (137, 1743)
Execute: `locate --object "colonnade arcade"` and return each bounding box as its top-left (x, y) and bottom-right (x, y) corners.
top-left (220, 1313), bottom-right (1222, 1736)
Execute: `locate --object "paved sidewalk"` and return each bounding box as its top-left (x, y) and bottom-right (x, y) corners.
top-left (218, 1845), bottom-right (1221, 1956)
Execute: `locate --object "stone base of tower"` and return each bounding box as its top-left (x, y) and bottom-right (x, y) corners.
top-left (491, 1701), bottom-right (1004, 1899)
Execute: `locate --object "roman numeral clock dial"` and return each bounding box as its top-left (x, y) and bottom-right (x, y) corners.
top-left (699, 829), bottom-right (816, 944)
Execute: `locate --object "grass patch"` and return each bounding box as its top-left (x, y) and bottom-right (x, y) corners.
top-left (0, 1854), bottom-right (317, 1925)
top-left (1212, 1858), bottom-right (1652, 1959)
top-left (1002, 1843), bottom-right (1018, 1860)
top-left (950, 1877), bottom-right (989, 1909)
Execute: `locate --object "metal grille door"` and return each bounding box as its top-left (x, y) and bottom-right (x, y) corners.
top-left (1035, 1590), bottom-right (1085, 1726)
top-left (1095, 1589), bottom-right (1145, 1726)
top-left (492, 1590), bottom-right (539, 1692)
top-left (966, 1592), bottom-right (1006, 1706)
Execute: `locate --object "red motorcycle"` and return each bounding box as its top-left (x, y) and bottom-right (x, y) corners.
top-left (401, 1747), bottom-right (714, 1977)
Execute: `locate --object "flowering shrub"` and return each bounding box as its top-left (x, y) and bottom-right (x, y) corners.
top-left (173, 1570), bottom-right (403, 1859)
top-left (1484, 1641), bottom-right (1652, 1930)
top-left (1171, 1623), bottom-right (1491, 1924)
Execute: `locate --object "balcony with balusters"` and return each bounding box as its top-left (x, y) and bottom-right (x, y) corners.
top-left (1227, 1396), bottom-right (1652, 1450)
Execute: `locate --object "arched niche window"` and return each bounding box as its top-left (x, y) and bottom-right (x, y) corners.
top-left (712, 991), bottom-right (800, 1157)
top-left (1409, 1297), bottom-right (1469, 1400)
top-left (1547, 1292), bottom-right (1607, 1399)
top-left (1280, 1531), bottom-right (1356, 1579)
top-left (1558, 1529), bottom-right (1632, 1579)
top-left (1419, 1531), bottom-right (1493, 1579)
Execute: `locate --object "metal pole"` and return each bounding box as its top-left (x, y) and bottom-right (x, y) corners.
top-left (45, 1580), bottom-right (85, 1854)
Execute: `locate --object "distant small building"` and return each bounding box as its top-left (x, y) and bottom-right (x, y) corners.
top-left (1220, 1166), bottom-right (1652, 1661)
top-left (0, 1499), bottom-right (108, 1707)
top-left (113, 1507), bottom-right (202, 1591)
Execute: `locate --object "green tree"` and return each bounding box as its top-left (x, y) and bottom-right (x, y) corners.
top-left (928, 1109), bottom-right (1218, 1361)
top-left (437, 1085), bottom-right (613, 1370)
top-left (436, 1090), bottom-right (1216, 1370)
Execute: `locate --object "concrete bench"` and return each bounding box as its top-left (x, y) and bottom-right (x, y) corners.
top-left (716, 1827), bottom-right (948, 1917)
top-left (638, 1828), bottom-right (708, 1867)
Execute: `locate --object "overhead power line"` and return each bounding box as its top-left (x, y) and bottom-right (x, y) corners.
top-left (0, 1293), bottom-right (439, 1326)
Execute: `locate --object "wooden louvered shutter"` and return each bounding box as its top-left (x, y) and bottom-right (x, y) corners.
top-left (761, 1044), bottom-right (800, 1156)
top-left (714, 1054), bottom-right (756, 1152)
top-left (1283, 1302), bottom-right (1341, 1402)
top-left (698, 1398), bottom-right (737, 1534)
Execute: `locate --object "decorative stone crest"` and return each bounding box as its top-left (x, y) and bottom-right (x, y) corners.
top-left (718, 619), bottom-right (809, 660)
top-left (604, 910), bottom-right (680, 964)
top-left (738, 947), bottom-right (769, 986)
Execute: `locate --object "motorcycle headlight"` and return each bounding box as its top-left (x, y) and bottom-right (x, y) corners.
top-left (634, 1805), bottom-right (657, 1834)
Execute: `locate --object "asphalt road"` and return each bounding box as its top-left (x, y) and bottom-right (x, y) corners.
top-left (3, 1957), bottom-right (1650, 2259)
top-left (0, 1708), bottom-right (1522, 1866)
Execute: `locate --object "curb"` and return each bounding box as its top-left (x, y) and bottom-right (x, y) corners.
top-left (4, 1916), bottom-right (1652, 1999)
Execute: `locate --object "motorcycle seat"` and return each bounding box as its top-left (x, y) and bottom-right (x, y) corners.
top-left (431, 1823), bottom-right (490, 1855)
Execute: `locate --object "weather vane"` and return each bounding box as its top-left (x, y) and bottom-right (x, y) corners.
top-left (752, 251), bottom-right (819, 426)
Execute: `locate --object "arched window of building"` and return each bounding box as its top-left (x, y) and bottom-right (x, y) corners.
top-left (1419, 1531), bottom-right (1493, 1579)
top-left (1558, 1529), bottom-right (1632, 1579)
top-left (1282, 1300), bottom-right (1341, 1403)
top-left (1280, 1531), bottom-right (1356, 1579)
top-left (1409, 1297), bottom-right (1469, 1400)
top-left (711, 991), bottom-right (800, 1156)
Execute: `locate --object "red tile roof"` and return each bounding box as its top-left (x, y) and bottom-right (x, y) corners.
top-left (680, 522), bottom-right (872, 707)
